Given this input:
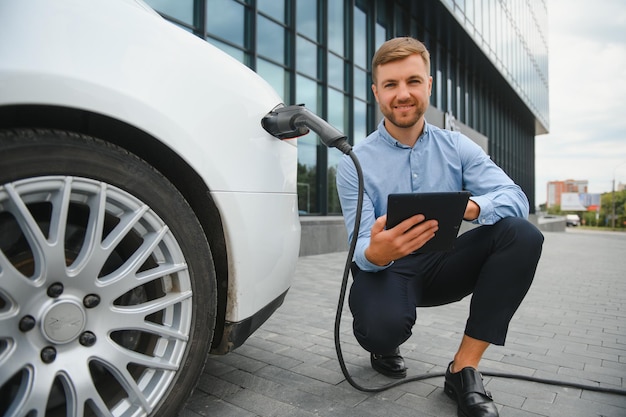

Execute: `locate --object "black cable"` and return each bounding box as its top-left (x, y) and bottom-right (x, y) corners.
top-left (333, 149), bottom-right (626, 397)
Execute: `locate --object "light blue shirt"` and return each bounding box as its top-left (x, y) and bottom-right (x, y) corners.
top-left (336, 120), bottom-right (529, 272)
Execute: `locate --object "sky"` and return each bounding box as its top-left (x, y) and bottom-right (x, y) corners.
top-left (534, 0), bottom-right (626, 205)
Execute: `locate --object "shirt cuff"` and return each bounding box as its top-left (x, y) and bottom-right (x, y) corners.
top-left (469, 196), bottom-right (497, 225)
top-left (355, 250), bottom-right (393, 272)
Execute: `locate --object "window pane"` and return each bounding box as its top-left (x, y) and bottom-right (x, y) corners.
top-left (328, 53), bottom-right (344, 90)
top-left (257, 0), bottom-right (285, 23)
top-left (145, 0), bottom-right (193, 25)
top-left (296, 0), bottom-right (317, 40)
top-left (353, 99), bottom-right (367, 143)
top-left (375, 22), bottom-right (386, 51)
top-left (296, 36), bottom-right (317, 78)
top-left (257, 59), bottom-right (287, 100)
top-left (296, 76), bottom-right (320, 214)
top-left (327, 89), bottom-right (345, 133)
top-left (207, 0), bottom-right (244, 47)
top-left (474, 0), bottom-right (482, 36)
top-left (257, 15), bottom-right (285, 64)
top-left (436, 69), bottom-right (443, 109)
top-left (327, 149), bottom-right (342, 214)
top-left (466, 0), bottom-right (474, 22)
top-left (327, 88), bottom-right (345, 214)
top-left (296, 75), bottom-right (319, 111)
top-left (353, 6), bottom-right (367, 68)
top-left (328, 1), bottom-right (344, 54)
top-left (354, 68), bottom-right (367, 100)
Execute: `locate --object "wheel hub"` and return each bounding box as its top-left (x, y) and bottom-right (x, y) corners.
top-left (41, 300), bottom-right (86, 344)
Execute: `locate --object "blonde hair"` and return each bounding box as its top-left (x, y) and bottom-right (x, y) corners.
top-left (371, 37), bottom-right (431, 84)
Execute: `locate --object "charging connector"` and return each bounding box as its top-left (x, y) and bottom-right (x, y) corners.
top-left (262, 104), bottom-right (352, 155)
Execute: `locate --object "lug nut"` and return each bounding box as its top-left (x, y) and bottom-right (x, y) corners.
top-left (41, 346), bottom-right (57, 364)
top-left (47, 282), bottom-right (64, 298)
top-left (79, 331), bottom-right (97, 347)
top-left (83, 294), bottom-right (101, 308)
top-left (19, 315), bottom-right (36, 332)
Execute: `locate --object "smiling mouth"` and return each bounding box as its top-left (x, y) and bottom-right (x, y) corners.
top-left (394, 104), bottom-right (414, 111)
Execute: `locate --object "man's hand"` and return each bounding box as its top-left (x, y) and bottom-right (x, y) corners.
top-left (364, 214), bottom-right (439, 267)
top-left (463, 200), bottom-right (480, 221)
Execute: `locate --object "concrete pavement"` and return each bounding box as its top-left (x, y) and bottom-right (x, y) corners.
top-left (181, 228), bottom-right (626, 416)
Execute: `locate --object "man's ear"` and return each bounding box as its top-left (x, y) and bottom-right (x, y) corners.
top-left (371, 83), bottom-right (379, 103)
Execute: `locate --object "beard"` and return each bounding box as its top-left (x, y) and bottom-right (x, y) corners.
top-left (380, 100), bottom-right (427, 129)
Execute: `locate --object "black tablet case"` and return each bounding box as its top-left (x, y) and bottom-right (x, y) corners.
top-left (386, 191), bottom-right (471, 253)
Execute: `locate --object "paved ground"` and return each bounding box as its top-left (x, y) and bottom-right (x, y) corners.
top-left (181, 228), bottom-right (626, 417)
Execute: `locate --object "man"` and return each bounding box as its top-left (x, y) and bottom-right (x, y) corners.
top-left (336, 37), bottom-right (544, 417)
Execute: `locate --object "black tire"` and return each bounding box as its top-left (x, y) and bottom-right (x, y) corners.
top-left (0, 129), bottom-right (216, 416)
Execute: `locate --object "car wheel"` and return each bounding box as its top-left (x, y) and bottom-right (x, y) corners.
top-left (0, 129), bottom-right (217, 416)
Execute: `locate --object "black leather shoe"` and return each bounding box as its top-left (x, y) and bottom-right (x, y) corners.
top-left (444, 362), bottom-right (499, 417)
top-left (370, 348), bottom-right (407, 379)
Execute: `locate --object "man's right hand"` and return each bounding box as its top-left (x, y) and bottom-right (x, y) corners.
top-left (364, 214), bottom-right (439, 266)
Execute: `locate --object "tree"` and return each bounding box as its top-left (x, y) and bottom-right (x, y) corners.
top-left (603, 189), bottom-right (626, 229)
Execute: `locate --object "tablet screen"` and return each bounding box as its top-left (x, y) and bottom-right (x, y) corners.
top-left (386, 191), bottom-right (470, 253)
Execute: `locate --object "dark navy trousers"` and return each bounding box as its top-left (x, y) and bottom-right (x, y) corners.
top-left (348, 217), bottom-right (544, 354)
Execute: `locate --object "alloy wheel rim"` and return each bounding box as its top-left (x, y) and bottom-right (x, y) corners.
top-left (0, 176), bottom-right (193, 416)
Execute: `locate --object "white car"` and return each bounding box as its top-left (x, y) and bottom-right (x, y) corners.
top-left (565, 214), bottom-right (581, 227)
top-left (0, 0), bottom-right (301, 416)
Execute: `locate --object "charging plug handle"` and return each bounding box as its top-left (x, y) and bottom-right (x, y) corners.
top-left (262, 104), bottom-right (352, 155)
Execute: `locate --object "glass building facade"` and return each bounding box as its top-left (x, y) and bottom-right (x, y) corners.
top-left (147, 0), bottom-right (549, 215)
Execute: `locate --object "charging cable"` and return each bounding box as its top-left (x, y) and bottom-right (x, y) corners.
top-left (261, 104), bottom-right (626, 397)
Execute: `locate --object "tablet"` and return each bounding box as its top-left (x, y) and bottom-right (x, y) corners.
top-left (386, 191), bottom-right (471, 253)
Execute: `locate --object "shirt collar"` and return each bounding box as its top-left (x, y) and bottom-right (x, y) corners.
top-left (377, 119), bottom-right (430, 148)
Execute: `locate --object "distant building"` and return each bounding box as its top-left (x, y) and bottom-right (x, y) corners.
top-left (547, 179), bottom-right (588, 208)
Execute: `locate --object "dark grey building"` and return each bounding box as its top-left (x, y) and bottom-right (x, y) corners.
top-left (147, 0), bottom-right (549, 237)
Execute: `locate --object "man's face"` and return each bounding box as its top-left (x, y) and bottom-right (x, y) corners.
top-left (372, 54), bottom-right (432, 131)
